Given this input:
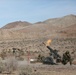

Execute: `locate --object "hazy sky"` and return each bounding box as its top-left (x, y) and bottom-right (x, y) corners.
top-left (0, 0), bottom-right (76, 27)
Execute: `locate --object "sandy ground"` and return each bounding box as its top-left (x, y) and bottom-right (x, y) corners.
top-left (0, 62), bottom-right (76, 75)
top-left (29, 63), bottom-right (76, 75)
top-left (18, 62), bottom-right (76, 75)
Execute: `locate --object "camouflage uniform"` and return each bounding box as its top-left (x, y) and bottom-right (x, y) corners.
top-left (62, 51), bottom-right (72, 65)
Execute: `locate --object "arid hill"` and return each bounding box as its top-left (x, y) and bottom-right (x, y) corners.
top-left (0, 14), bottom-right (76, 40)
top-left (1, 21), bottom-right (32, 29)
top-left (58, 24), bottom-right (76, 38)
top-left (43, 14), bottom-right (76, 28)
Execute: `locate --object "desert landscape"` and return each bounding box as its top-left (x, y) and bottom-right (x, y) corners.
top-left (0, 14), bottom-right (76, 75)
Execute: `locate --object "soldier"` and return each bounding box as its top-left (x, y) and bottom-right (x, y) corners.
top-left (62, 51), bottom-right (72, 65)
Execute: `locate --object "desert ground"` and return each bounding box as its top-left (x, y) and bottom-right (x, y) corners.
top-left (0, 61), bottom-right (76, 75)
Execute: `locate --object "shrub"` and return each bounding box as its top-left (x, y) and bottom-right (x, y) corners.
top-left (19, 65), bottom-right (32, 75)
top-left (0, 60), bottom-right (4, 73)
top-left (0, 50), bottom-right (7, 60)
top-left (4, 57), bottom-right (18, 73)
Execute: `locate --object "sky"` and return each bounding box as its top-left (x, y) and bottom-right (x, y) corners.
top-left (0, 0), bottom-right (76, 27)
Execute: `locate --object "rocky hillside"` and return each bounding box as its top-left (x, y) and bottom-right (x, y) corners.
top-left (0, 14), bottom-right (76, 40)
top-left (43, 14), bottom-right (76, 28)
top-left (1, 21), bottom-right (32, 29)
top-left (57, 24), bottom-right (76, 38)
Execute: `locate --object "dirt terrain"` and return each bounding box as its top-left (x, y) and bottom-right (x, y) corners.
top-left (0, 63), bottom-right (76, 75)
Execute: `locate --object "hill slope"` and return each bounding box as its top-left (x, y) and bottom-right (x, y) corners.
top-left (43, 14), bottom-right (76, 28)
top-left (0, 14), bottom-right (76, 40)
top-left (58, 24), bottom-right (76, 38)
top-left (1, 21), bottom-right (32, 29)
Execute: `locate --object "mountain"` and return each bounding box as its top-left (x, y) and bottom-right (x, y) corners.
top-left (1, 21), bottom-right (32, 29)
top-left (0, 14), bottom-right (76, 40)
top-left (43, 14), bottom-right (76, 28)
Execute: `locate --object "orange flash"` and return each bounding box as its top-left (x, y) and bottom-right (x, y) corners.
top-left (46, 40), bottom-right (52, 46)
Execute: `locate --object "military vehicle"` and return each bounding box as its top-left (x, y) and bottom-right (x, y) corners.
top-left (42, 46), bottom-right (61, 65)
top-left (42, 42), bottom-right (72, 65)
